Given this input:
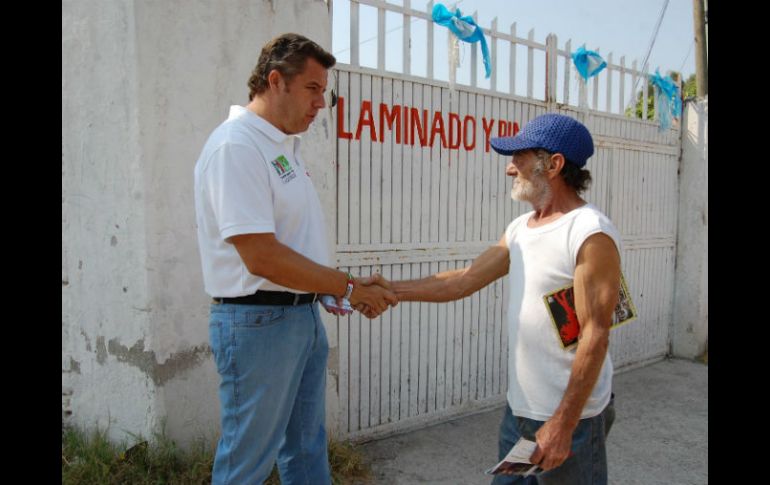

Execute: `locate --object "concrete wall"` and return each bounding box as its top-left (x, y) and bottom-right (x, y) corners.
top-left (62, 0), bottom-right (335, 447)
top-left (672, 97), bottom-right (708, 359)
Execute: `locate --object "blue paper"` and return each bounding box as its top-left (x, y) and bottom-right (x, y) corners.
top-left (432, 3), bottom-right (491, 79)
top-left (571, 45), bottom-right (607, 82)
top-left (649, 69), bottom-right (682, 130)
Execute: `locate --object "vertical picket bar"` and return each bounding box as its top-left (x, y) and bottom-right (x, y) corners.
top-left (605, 53), bottom-right (613, 114)
top-left (377, 4), bottom-right (385, 72)
top-left (427, 1), bottom-right (434, 79)
top-left (509, 23), bottom-right (517, 96)
top-left (630, 60), bottom-right (638, 118)
top-left (339, 268), bottom-right (350, 432)
top-left (563, 39), bottom-right (571, 105)
top-left (490, 18), bottom-right (498, 92)
top-left (402, 81), bottom-right (413, 244)
top-left (436, 261), bottom-right (447, 410)
top-left (337, 71), bottom-right (350, 245)
top-left (642, 67), bottom-right (649, 120)
top-left (350, 0), bottom-right (359, 67)
top-left (421, 84), bottom-right (433, 242)
top-left (592, 48), bottom-right (600, 111)
top-left (465, 93), bottom-right (476, 242)
top-left (399, 265), bottom-right (410, 419)
top-left (419, 264), bottom-right (430, 414)
top-left (545, 34), bottom-right (557, 104)
top-left (472, 95), bottom-right (484, 241)
top-left (349, 275), bottom-right (361, 431)
top-left (411, 85), bottom-right (423, 245)
top-left (527, 28), bottom-right (535, 99)
top-left (360, 265), bottom-right (371, 429)
top-left (390, 263), bottom-right (403, 420)
top-left (371, 76), bottom-right (382, 244)
top-left (430, 87), bottom-right (449, 242)
top-left (619, 56), bottom-right (626, 114)
top-left (471, 11), bottom-right (478, 88)
top-left (349, 73), bottom-right (361, 245)
top-left (380, 264), bottom-right (392, 424)
top-left (453, 260), bottom-right (464, 405)
top-left (391, 79), bottom-right (403, 244)
top-left (361, 74), bottom-right (372, 245)
top-left (456, 91), bottom-right (469, 242)
top-left (409, 268), bottom-right (420, 418)
top-left (403, 0), bottom-right (411, 75)
top-left (462, 258), bottom-right (472, 404)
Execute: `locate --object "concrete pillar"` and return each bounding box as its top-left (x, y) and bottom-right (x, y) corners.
top-left (672, 97), bottom-right (708, 359)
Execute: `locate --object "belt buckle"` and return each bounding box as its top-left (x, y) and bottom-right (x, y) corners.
top-left (293, 293), bottom-right (300, 305)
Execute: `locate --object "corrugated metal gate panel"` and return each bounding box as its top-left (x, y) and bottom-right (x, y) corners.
top-left (333, 67), bottom-right (678, 438)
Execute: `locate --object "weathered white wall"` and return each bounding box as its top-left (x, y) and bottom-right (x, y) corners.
top-left (62, 0), bottom-right (159, 442)
top-left (62, 0), bottom-right (336, 447)
top-left (673, 97), bottom-right (708, 359)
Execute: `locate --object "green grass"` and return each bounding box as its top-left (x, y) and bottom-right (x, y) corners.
top-left (62, 425), bottom-right (371, 484)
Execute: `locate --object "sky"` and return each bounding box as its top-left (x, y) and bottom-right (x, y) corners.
top-left (331, 0), bottom-right (697, 113)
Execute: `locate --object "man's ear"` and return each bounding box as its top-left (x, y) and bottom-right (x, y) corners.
top-left (548, 153), bottom-right (566, 179)
top-left (267, 69), bottom-right (283, 92)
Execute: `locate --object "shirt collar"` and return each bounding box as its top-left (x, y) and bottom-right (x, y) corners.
top-left (228, 105), bottom-right (302, 147)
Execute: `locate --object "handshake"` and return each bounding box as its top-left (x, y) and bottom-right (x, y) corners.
top-left (319, 273), bottom-right (397, 319)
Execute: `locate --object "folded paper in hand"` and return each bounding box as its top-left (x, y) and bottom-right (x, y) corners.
top-left (485, 437), bottom-right (542, 477)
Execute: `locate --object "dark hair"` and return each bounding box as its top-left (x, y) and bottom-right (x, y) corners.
top-left (560, 161), bottom-right (592, 194)
top-left (248, 33), bottom-right (336, 100)
top-left (534, 149), bottom-right (593, 194)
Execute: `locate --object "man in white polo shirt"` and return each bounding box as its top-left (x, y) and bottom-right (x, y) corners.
top-left (194, 33), bottom-right (397, 485)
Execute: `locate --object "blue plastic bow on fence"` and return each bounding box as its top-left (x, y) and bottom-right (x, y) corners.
top-left (649, 69), bottom-right (682, 130)
top-left (571, 45), bottom-right (607, 82)
top-left (432, 3), bottom-right (491, 79)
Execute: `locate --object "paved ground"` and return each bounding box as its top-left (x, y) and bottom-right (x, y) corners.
top-left (358, 358), bottom-right (707, 484)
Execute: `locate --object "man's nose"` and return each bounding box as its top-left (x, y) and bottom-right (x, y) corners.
top-left (506, 161), bottom-right (517, 176)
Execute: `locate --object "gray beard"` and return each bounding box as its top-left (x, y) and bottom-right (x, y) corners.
top-left (510, 176), bottom-right (551, 207)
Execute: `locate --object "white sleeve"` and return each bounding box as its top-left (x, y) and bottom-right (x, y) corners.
top-left (570, 212), bottom-right (622, 265)
top-left (203, 143), bottom-right (276, 240)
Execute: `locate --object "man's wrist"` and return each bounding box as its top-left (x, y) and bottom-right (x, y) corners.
top-left (343, 272), bottom-right (355, 299)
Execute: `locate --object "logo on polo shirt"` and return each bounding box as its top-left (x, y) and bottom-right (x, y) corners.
top-left (270, 155), bottom-right (296, 183)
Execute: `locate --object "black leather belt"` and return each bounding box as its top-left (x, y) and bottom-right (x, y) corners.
top-left (212, 291), bottom-right (318, 306)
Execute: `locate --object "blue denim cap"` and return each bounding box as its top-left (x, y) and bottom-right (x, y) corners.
top-left (490, 113), bottom-right (594, 168)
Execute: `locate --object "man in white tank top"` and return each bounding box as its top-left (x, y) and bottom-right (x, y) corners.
top-left (361, 114), bottom-right (621, 484)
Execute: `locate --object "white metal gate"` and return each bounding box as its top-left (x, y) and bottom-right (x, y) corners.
top-left (331, 0), bottom-right (681, 440)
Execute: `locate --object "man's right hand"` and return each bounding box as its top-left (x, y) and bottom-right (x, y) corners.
top-left (349, 274), bottom-right (397, 319)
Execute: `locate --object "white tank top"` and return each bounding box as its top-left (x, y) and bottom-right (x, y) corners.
top-left (504, 203), bottom-right (621, 421)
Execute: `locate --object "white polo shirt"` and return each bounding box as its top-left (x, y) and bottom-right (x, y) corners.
top-left (194, 106), bottom-right (331, 297)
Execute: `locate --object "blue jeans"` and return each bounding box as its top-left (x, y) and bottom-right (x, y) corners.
top-left (209, 302), bottom-right (331, 485)
top-left (492, 395), bottom-right (615, 485)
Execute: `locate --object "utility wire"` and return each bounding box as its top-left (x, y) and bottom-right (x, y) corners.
top-left (626, 0), bottom-right (670, 110)
top-left (678, 39), bottom-right (694, 75)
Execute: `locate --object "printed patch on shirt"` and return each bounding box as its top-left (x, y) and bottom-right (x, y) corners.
top-left (270, 155), bottom-right (296, 183)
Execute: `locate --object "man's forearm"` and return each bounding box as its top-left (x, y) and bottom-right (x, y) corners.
top-left (390, 269), bottom-right (467, 302)
top-left (243, 238), bottom-right (348, 296)
top-left (389, 244), bottom-right (510, 302)
top-left (550, 324), bottom-right (610, 429)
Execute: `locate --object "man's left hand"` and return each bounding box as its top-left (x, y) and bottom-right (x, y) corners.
top-left (529, 418), bottom-right (575, 471)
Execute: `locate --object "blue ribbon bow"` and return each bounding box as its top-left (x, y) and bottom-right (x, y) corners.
top-left (432, 3), bottom-right (491, 79)
top-left (571, 45), bottom-right (607, 82)
top-left (649, 69), bottom-right (682, 130)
